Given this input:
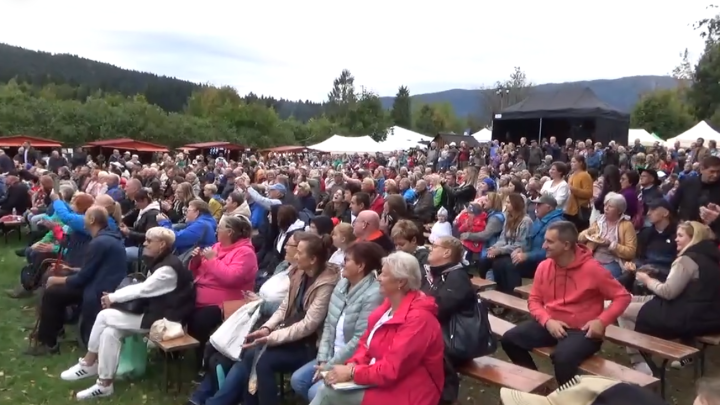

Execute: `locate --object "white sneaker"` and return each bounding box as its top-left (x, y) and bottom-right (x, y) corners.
top-left (632, 362), bottom-right (653, 376)
top-left (61, 359), bottom-right (98, 381)
top-left (76, 381), bottom-right (114, 400)
top-left (671, 358), bottom-right (693, 369)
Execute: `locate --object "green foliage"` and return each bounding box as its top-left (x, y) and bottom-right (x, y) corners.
top-left (630, 89), bottom-right (694, 139)
top-left (391, 86), bottom-right (412, 128)
top-left (413, 102), bottom-right (463, 135)
top-left (687, 41), bottom-right (720, 121)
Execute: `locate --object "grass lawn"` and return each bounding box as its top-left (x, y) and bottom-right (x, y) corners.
top-left (0, 238), bottom-right (709, 404)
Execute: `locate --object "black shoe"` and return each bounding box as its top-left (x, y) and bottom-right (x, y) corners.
top-left (14, 248), bottom-right (26, 257)
top-left (24, 343), bottom-right (59, 356)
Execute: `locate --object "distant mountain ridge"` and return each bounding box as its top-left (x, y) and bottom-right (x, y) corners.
top-left (379, 76), bottom-right (680, 118)
top-left (0, 43), bottom-right (678, 121)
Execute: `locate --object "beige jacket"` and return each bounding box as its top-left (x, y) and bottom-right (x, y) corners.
top-left (263, 263), bottom-right (340, 346)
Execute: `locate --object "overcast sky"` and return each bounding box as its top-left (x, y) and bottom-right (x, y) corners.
top-left (0, 0), bottom-right (713, 101)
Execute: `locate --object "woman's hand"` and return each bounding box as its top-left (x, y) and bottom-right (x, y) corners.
top-left (191, 247), bottom-right (201, 257)
top-left (160, 200), bottom-right (171, 212)
top-left (623, 261), bottom-right (636, 272)
top-left (101, 292), bottom-right (113, 309)
top-left (635, 272), bottom-right (653, 285)
top-left (312, 362), bottom-right (327, 382)
top-left (202, 247), bottom-right (216, 260)
top-left (324, 365), bottom-right (353, 385)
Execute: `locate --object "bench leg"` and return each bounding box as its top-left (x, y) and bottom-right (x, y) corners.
top-left (641, 353), bottom-right (668, 399)
top-left (699, 344), bottom-right (708, 376)
top-left (163, 352), bottom-right (170, 393)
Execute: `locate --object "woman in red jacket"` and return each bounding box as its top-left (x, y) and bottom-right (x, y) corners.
top-left (314, 251), bottom-right (444, 405)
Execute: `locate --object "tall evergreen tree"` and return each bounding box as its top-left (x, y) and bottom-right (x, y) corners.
top-left (391, 85), bottom-right (412, 128)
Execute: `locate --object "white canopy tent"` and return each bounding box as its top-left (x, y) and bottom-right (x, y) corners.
top-left (471, 128), bottom-right (492, 143)
top-left (376, 126), bottom-right (433, 151)
top-left (665, 121), bottom-right (720, 148)
top-left (628, 129), bottom-right (663, 146)
top-left (308, 135), bottom-right (381, 154)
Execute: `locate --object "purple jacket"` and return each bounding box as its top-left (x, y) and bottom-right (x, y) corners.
top-left (620, 187), bottom-right (639, 218)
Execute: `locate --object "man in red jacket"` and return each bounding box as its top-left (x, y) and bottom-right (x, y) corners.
top-left (500, 221), bottom-right (631, 385)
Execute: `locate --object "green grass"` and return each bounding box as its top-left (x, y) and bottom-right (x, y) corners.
top-left (0, 239), bottom-right (706, 404)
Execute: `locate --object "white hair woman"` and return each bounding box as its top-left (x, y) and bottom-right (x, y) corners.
top-left (579, 192), bottom-right (636, 278)
top-left (59, 227), bottom-right (196, 400)
top-left (311, 251), bottom-right (444, 405)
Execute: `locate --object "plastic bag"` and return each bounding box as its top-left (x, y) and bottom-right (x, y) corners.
top-left (258, 269), bottom-right (290, 302)
top-left (149, 318), bottom-right (184, 342)
top-left (116, 335), bottom-right (148, 379)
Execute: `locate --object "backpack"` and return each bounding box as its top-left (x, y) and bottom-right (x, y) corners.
top-left (297, 207), bottom-right (315, 227)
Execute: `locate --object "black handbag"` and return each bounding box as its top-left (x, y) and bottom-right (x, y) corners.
top-left (111, 272), bottom-right (148, 314)
top-left (177, 223), bottom-right (209, 266)
top-left (443, 298), bottom-right (497, 363)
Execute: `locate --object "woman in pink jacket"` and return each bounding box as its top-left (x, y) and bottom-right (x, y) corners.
top-left (186, 215), bottom-right (258, 370)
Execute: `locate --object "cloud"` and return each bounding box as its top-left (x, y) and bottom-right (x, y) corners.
top-left (0, 0), bottom-right (713, 102)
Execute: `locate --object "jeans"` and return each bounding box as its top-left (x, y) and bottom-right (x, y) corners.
top-left (501, 319), bottom-right (602, 385)
top-left (601, 261), bottom-right (623, 279)
top-left (125, 246), bottom-right (140, 263)
top-left (28, 213), bottom-right (48, 232)
top-left (492, 255), bottom-right (541, 295)
top-left (291, 360), bottom-right (323, 401)
top-left (190, 344), bottom-right (315, 405)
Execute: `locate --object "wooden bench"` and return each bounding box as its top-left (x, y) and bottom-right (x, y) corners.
top-left (488, 315), bottom-right (660, 390)
top-left (695, 334), bottom-right (720, 375)
top-left (1, 220), bottom-right (23, 243)
top-left (481, 290), bottom-right (698, 397)
top-left (152, 334), bottom-right (200, 392)
top-left (457, 356), bottom-right (554, 394)
top-left (514, 284), bottom-right (532, 298)
top-left (471, 277), bottom-right (496, 292)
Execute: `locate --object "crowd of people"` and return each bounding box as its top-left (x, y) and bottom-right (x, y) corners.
top-left (3, 135), bottom-right (720, 404)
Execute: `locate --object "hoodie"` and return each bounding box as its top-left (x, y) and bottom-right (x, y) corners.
top-left (529, 245), bottom-right (630, 329)
top-left (526, 209), bottom-right (564, 263)
top-left (66, 228), bottom-right (127, 305)
top-left (159, 213), bottom-right (217, 254)
top-left (190, 238), bottom-right (258, 307)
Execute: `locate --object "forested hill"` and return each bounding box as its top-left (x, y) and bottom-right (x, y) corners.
top-left (0, 43), bottom-right (324, 120)
top-left (0, 43), bottom-right (678, 121)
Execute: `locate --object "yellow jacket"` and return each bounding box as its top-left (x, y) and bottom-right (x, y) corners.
top-left (565, 170), bottom-right (593, 216)
top-left (579, 218), bottom-right (637, 261)
top-left (209, 198), bottom-right (223, 221)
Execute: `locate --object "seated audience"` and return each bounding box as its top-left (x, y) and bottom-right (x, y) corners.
top-left (617, 221), bottom-right (720, 375)
top-left (579, 192), bottom-right (637, 278)
top-left (492, 194), bottom-right (564, 295)
top-left (189, 232), bottom-right (339, 405)
top-left (322, 189), bottom-right (348, 221)
top-left (309, 215), bottom-right (335, 237)
top-left (27, 206), bottom-right (127, 355)
top-left (412, 179), bottom-right (435, 223)
top-left (166, 182), bottom-right (195, 224)
top-left (455, 203), bottom-right (487, 263)
top-left (501, 221), bottom-right (630, 385)
top-left (328, 223), bottom-right (356, 267)
top-left (478, 193), bottom-right (532, 279)
top-left (0, 175), bottom-right (31, 217)
top-left (120, 189), bottom-right (160, 262)
top-left (158, 199), bottom-right (217, 254)
top-left (353, 210), bottom-right (395, 254)
top-left (619, 170), bottom-right (640, 220)
top-left (421, 236), bottom-right (476, 404)
top-left (463, 192), bottom-right (505, 261)
top-left (291, 242), bottom-right (384, 402)
top-left (59, 227), bottom-right (194, 399)
top-left (391, 219), bottom-right (429, 268)
top-left (429, 207), bottom-right (453, 243)
top-left (203, 184), bottom-right (224, 221)
top-left (187, 215), bottom-right (258, 367)
top-left (311, 251), bottom-right (444, 405)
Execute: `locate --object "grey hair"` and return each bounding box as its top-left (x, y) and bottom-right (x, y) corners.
top-left (59, 185), bottom-right (75, 202)
top-left (381, 251), bottom-right (422, 291)
top-left (145, 227), bottom-right (176, 248)
top-left (603, 192), bottom-right (627, 214)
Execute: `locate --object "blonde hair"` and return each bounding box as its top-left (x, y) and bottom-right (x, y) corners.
top-left (332, 223), bottom-right (356, 244)
top-left (485, 192), bottom-right (504, 212)
top-left (677, 221), bottom-right (715, 256)
top-left (146, 227), bottom-right (176, 248)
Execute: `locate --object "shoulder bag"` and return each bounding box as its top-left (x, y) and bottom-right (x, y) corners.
top-left (111, 272), bottom-right (148, 314)
top-left (177, 223), bottom-right (209, 266)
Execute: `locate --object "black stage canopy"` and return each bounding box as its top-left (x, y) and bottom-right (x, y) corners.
top-left (491, 87), bottom-right (630, 146)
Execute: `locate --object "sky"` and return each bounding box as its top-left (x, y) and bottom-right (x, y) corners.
top-left (0, 0), bottom-right (714, 101)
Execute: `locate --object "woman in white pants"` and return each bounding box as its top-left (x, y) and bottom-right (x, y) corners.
top-left (59, 227), bottom-right (196, 400)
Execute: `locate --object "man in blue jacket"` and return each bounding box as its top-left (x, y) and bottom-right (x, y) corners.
top-left (492, 195), bottom-right (564, 295)
top-left (158, 199), bottom-right (217, 254)
top-left (27, 205), bottom-right (127, 355)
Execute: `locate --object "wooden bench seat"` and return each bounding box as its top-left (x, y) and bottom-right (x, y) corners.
top-left (152, 334), bottom-right (200, 393)
top-left (471, 277), bottom-right (496, 292)
top-left (514, 284), bottom-right (532, 298)
top-left (457, 356), bottom-right (554, 394)
top-left (154, 335), bottom-right (200, 352)
top-left (488, 315), bottom-right (659, 390)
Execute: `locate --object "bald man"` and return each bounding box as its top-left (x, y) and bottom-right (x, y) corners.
top-left (121, 178), bottom-right (142, 220)
top-left (352, 210), bottom-right (394, 255)
top-left (30, 205), bottom-right (127, 355)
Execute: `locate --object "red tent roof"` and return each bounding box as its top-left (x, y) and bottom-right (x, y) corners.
top-left (0, 135), bottom-right (62, 148)
top-left (83, 139), bottom-right (168, 152)
top-left (181, 141), bottom-right (244, 151)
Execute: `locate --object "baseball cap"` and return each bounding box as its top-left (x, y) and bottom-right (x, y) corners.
top-left (639, 168), bottom-right (661, 186)
top-left (646, 198), bottom-right (673, 212)
top-left (500, 376), bottom-right (668, 405)
top-left (531, 194), bottom-right (558, 208)
top-left (268, 183), bottom-right (286, 193)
